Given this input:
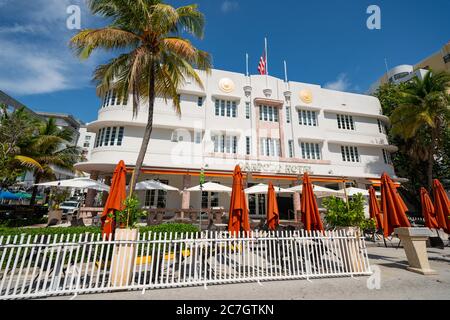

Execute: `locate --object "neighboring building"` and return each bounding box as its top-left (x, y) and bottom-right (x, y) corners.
top-left (77, 125), bottom-right (96, 162)
top-left (35, 112), bottom-right (82, 146)
top-left (0, 91), bottom-right (84, 186)
top-left (369, 41), bottom-right (450, 93)
top-left (76, 68), bottom-right (399, 218)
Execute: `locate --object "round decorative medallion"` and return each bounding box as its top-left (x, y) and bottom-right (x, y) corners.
top-left (219, 78), bottom-right (235, 93)
top-left (299, 89), bottom-right (313, 104)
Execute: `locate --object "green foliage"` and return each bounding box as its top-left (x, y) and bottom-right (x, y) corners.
top-left (0, 217), bottom-right (47, 228)
top-left (0, 104), bottom-right (39, 188)
top-left (373, 71), bottom-right (450, 205)
top-left (323, 194), bottom-right (372, 229)
top-left (115, 195), bottom-right (147, 228)
top-left (0, 224), bottom-right (199, 237)
top-left (145, 223), bottom-right (200, 234)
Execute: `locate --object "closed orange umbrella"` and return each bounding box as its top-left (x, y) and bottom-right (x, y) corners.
top-left (228, 165), bottom-right (250, 234)
top-left (368, 187), bottom-right (383, 230)
top-left (380, 172), bottom-right (410, 237)
top-left (432, 179), bottom-right (450, 233)
top-left (420, 187), bottom-right (439, 229)
top-left (101, 160), bottom-right (127, 238)
top-left (266, 182), bottom-right (280, 231)
top-left (300, 172), bottom-right (324, 232)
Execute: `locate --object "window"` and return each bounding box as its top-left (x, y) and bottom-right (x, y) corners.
top-left (197, 96), bottom-right (204, 107)
top-left (95, 127), bottom-right (124, 148)
top-left (215, 99), bottom-right (237, 118)
top-left (99, 128), bottom-right (105, 147)
top-left (298, 109), bottom-right (317, 126)
top-left (382, 149), bottom-right (392, 165)
top-left (286, 107), bottom-right (291, 123)
top-left (83, 142), bottom-right (90, 148)
top-left (212, 135), bottom-right (238, 154)
top-left (246, 136), bottom-right (251, 155)
top-left (104, 127), bottom-right (111, 146)
top-left (300, 142), bottom-right (321, 160)
top-left (341, 146), bottom-right (360, 162)
top-left (94, 131), bottom-right (101, 148)
top-left (337, 114), bottom-right (355, 130)
top-left (195, 132), bottom-right (203, 144)
top-left (260, 138), bottom-right (281, 157)
top-left (259, 105), bottom-right (279, 122)
top-left (110, 90), bottom-right (117, 106)
top-left (288, 140), bottom-right (294, 158)
top-left (110, 127), bottom-right (117, 146)
top-left (245, 102), bottom-right (251, 119)
top-left (202, 189), bottom-right (219, 208)
top-left (117, 127), bottom-right (124, 146)
top-left (145, 180), bottom-right (168, 208)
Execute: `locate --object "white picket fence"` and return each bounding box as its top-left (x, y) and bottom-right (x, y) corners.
top-left (0, 230), bottom-right (372, 300)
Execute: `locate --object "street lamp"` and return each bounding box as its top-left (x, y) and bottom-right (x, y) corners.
top-left (199, 167), bottom-right (205, 231)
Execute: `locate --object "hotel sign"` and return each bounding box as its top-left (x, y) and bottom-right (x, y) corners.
top-left (238, 162), bottom-right (312, 175)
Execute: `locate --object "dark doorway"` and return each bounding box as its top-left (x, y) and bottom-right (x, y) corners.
top-left (278, 196), bottom-right (294, 220)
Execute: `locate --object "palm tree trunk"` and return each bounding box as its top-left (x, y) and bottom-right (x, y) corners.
top-left (30, 174), bottom-right (40, 206)
top-left (129, 63), bottom-right (156, 193)
top-left (427, 129), bottom-right (437, 191)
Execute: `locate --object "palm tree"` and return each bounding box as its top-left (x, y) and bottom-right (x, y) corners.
top-left (70, 0), bottom-right (211, 193)
top-left (21, 118), bottom-right (82, 205)
top-left (0, 104), bottom-right (43, 188)
top-left (390, 70), bottom-right (450, 190)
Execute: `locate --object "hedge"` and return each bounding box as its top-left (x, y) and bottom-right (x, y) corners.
top-left (0, 223), bottom-right (200, 238)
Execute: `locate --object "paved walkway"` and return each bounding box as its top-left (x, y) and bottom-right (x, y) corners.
top-left (44, 245), bottom-right (450, 300)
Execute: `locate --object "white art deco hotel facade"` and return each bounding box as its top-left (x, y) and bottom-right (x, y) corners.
top-left (76, 69), bottom-right (399, 219)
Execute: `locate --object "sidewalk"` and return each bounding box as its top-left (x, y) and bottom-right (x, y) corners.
top-left (45, 245), bottom-right (450, 300)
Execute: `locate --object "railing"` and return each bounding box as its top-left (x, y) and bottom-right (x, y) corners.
top-left (0, 230), bottom-right (372, 300)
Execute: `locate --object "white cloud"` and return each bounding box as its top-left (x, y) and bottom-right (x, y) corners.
top-left (221, 1), bottom-right (239, 13)
top-left (0, 0), bottom-right (102, 95)
top-left (324, 73), bottom-right (352, 92)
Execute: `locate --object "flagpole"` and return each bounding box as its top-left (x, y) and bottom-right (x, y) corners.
top-left (284, 60), bottom-right (288, 82)
top-left (246, 53), bottom-right (249, 77)
top-left (265, 37), bottom-right (269, 87)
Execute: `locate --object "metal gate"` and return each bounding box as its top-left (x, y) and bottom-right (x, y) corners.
top-left (0, 230), bottom-right (372, 300)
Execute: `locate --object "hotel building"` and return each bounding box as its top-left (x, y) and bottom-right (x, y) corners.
top-left (76, 69), bottom-right (399, 219)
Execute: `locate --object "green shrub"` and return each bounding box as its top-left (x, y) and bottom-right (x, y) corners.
top-left (322, 193), bottom-right (375, 230)
top-left (0, 223), bottom-right (200, 238)
top-left (0, 217), bottom-right (47, 228)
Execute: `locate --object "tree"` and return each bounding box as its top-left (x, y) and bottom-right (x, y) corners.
top-left (70, 0), bottom-right (211, 193)
top-left (0, 104), bottom-right (42, 188)
top-left (21, 118), bottom-right (82, 205)
top-left (390, 71), bottom-right (450, 190)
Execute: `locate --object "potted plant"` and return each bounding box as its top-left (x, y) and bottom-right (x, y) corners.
top-left (322, 193), bottom-right (376, 272)
top-left (115, 195), bottom-right (147, 229)
top-left (322, 193), bottom-right (376, 236)
top-left (110, 195), bottom-right (146, 287)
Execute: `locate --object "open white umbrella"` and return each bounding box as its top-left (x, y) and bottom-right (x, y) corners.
top-left (289, 185), bottom-right (345, 198)
top-left (187, 182), bottom-right (232, 193)
top-left (245, 183), bottom-right (293, 195)
top-left (35, 178), bottom-right (110, 192)
top-left (133, 180), bottom-right (179, 191)
top-left (338, 187), bottom-right (381, 196)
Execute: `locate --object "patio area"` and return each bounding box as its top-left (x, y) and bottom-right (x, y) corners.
top-left (42, 245), bottom-right (450, 300)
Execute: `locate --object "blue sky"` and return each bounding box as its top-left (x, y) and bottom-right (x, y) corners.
top-left (0, 0), bottom-right (449, 123)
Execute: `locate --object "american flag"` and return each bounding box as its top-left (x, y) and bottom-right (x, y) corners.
top-left (258, 49), bottom-right (267, 75)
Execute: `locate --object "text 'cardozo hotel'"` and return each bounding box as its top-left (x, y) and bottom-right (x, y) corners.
top-left (76, 69), bottom-right (399, 219)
